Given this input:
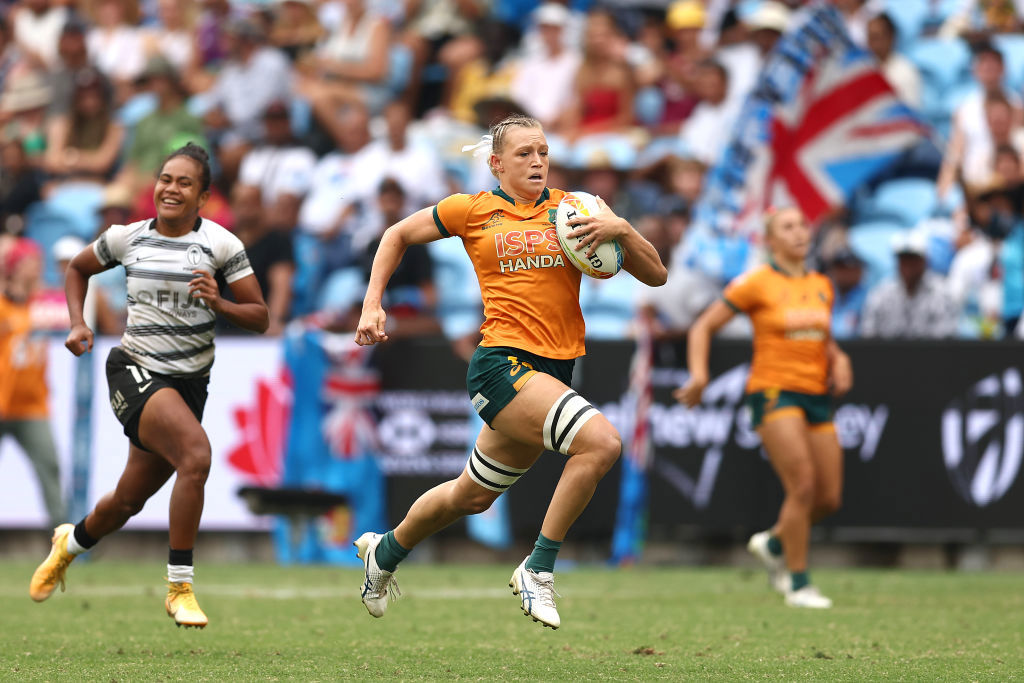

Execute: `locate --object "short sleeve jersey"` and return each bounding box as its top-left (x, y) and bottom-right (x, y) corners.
top-left (94, 217), bottom-right (254, 376)
top-left (433, 187), bottom-right (584, 359)
top-left (722, 263), bottom-right (833, 395)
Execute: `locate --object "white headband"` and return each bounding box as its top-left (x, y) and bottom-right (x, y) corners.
top-left (461, 134), bottom-right (493, 160)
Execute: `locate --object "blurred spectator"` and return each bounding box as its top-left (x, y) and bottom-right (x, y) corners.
top-left (1, 17), bottom-right (26, 91)
top-left (202, 18), bottom-right (292, 183)
top-left (828, 247), bottom-right (869, 340)
top-left (270, 0), bottom-right (324, 63)
top-left (223, 183), bottom-right (295, 335)
top-left (679, 58), bottom-right (739, 166)
top-left (651, 1), bottom-right (706, 136)
top-left (716, 0), bottom-right (790, 105)
top-left (399, 0), bottom-right (486, 115)
top-left (866, 12), bottom-right (921, 109)
top-left (47, 18), bottom-right (91, 117)
top-left (448, 18), bottom-right (518, 125)
top-left (938, 43), bottom-right (1021, 199)
top-left (141, 0), bottom-right (198, 76)
top-left (193, 0), bottom-right (235, 76)
top-left (940, 0), bottom-right (1024, 37)
top-left (85, 0), bottom-right (146, 97)
top-left (10, 0), bottom-right (68, 70)
top-left (88, 183), bottom-right (133, 335)
top-left (0, 136), bottom-right (43, 234)
top-left (0, 236), bottom-right (66, 527)
top-left (356, 177), bottom-right (439, 336)
top-left (346, 99), bottom-right (446, 213)
top-left (238, 100), bottom-right (316, 230)
top-left (0, 69), bottom-right (53, 163)
top-left (510, 3), bottom-right (580, 129)
top-left (861, 231), bottom-right (960, 338)
top-left (118, 55), bottom-right (206, 191)
top-left (946, 93), bottom-right (1024, 191)
top-left (993, 143), bottom-right (1022, 186)
top-left (519, 0), bottom-right (585, 58)
top-left (43, 67), bottom-right (124, 183)
top-left (298, 0), bottom-right (391, 115)
top-left (556, 10), bottom-right (634, 141)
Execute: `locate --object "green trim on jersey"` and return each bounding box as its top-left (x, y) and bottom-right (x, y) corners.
top-left (433, 205), bottom-right (450, 238)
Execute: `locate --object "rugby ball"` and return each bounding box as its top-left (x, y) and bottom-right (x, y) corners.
top-left (554, 191), bottom-right (623, 279)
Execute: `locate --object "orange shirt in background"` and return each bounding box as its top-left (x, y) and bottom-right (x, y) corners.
top-left (433, 187), bottom-right (586, 360)
top-left (722, 263), bottom-right (833, 395)
top-left (0, 294), bottom-right (50, 419)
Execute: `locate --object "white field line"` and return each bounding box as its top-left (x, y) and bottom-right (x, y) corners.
top-left (1, 584), bottom-right (586, 600)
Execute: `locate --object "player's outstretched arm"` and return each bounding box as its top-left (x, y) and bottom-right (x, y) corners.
top-left (64, 243), bottom-right (112, 356)
top-left (673, 300), bottom-right (736, 407)
top-left (566, 197), bottom-right (667, 286)
top-left (356, 207), bottom-right (442, 346)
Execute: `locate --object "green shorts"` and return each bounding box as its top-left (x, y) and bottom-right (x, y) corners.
top-left (746, 389), bottom-right (833, 430)
top-left (467, 346), bottom-right (576, 427)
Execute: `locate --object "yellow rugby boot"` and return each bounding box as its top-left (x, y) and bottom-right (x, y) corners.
top-left (165, 581), bottom-right (208, 628)
top-left (29, 523), bottom-right (77, 602)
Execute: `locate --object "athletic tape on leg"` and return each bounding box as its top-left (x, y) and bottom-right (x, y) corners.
top-left (466, 446), bottom-right (529, 492)
top-left (543, 389), bottom-right (599, 455)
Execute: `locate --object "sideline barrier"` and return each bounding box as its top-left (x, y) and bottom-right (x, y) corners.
top-left (3, 337), bottom-right (1022, 545)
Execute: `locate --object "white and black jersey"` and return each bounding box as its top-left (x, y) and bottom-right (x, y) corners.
top-left (94, 217), bottom-right (254, 376)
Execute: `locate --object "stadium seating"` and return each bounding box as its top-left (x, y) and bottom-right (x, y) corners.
top-left (24, 184), bottom-right (103, 286)
top-left (854, 177), bottom-right (938, 226)
top-left (848, 220), bottom-right (907, 288)
top-left (993, 34), bottom-right (1024, 91)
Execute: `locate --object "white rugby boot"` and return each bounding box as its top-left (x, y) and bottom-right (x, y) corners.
top-left (509, 557), bottom-right (560, 629)
top-left (785, 584), bottom-right (833, 609)
top-left (354, 532), bottom-right (400, 618)
top-left (747, 530), bottom-right (788, 594)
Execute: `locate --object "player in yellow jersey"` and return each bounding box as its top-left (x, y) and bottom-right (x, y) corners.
top-left (675, 207), bottom-right (853, 609)
top-left (351, 114), bottom-right (667, 628)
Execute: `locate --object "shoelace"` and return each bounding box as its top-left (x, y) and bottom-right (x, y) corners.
top-left (167, 583), bottom-right (201, 610)
top-left (532, 573), bottom-right (560, 608)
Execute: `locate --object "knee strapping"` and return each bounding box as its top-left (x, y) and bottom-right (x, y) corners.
top-left (543, 389), bottom-right (599, 455)
top-left (466, 446), bottom-right (529, 492)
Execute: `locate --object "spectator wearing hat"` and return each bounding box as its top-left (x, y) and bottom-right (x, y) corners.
top-left (948, 180), bottom-right (1024, 338)
top-left (43, 67), bottom-right (124, 184)
top-left (270, 0), bottom-right (325, 64)
top-left (10, 0), bottom-right (68, 70)
top-left (0, 236), bottom-right (66, 528)
top-left (118, 55), bottom-right (206, 192)
top-left (866, 12), bottom-right (921, 109)
top-left (715, 0), bottom-right (791, 104)
top-left (510, 3), bottom-right (580, 129)
top-left (828, 247), bottom-right (869, 339)
top-left (652, 0), bottom-right (706, 136)
top-left (0, 69), bottom-right (53, 163)
top-left (861, 231), bottom-right (960, 338)
top-left (202, 17), bottom-right (293, 184)
top-left (237, 99), bottom-right (316, 230)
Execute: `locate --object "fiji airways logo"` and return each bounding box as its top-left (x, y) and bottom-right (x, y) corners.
top-left (942, 368), bottom-right (1024, 507)
top-left (226, 369), bottom-right (291, 486)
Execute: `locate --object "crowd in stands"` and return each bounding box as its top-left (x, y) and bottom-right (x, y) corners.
top-left (2, 0), bottom-right (1024, 348)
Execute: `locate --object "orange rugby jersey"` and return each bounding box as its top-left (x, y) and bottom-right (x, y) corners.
top-left (0, 295), bottom-right (50, 419)
top-left (722, 263), bottom-right (833, 395)
top-left (433, 187), bottom-right (585, 359)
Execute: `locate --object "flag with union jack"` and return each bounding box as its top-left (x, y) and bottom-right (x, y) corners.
top-left (685, 2), bottom-right (927, 281)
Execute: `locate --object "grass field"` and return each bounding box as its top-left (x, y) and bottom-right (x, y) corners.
top-left (2, 560), bottom-right (1023, 681)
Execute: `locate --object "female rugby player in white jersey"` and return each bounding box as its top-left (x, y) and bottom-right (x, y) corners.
top-left (29, 143), bottom-right (269, 628)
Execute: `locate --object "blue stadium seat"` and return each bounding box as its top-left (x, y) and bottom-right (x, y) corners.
top-left (23, 201), bottom-right (86, 287)
top-left (848, 220), bottom-right (907, 289)
top-left (993, 35), bottom-right (1024, 92)
top-left (884, 0), bottom-right (928, 46)
top-left (857, 177), bottom-right (938, 226)
top-left (906, 38), bottom-right (971, 94)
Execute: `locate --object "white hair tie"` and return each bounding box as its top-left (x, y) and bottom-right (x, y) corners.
top-left (461, 134), bottom-right (493, 159)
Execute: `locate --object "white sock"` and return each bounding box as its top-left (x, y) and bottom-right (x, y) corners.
top-left (167, 564), bottom-right (194, 584)
top-left (65, 532), bottom-right (88, 556)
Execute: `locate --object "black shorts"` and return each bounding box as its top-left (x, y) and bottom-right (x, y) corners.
top-left (106, 346), bottom-right (209, 450)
